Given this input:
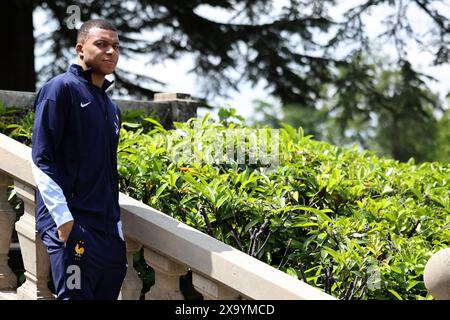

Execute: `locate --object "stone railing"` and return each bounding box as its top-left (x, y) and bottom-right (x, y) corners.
top-left (0, 92), bottom-right (335, 300)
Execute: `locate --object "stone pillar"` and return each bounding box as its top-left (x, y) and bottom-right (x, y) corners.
top-left (144, 247), bottom-right (188, 300)
top-left (153, 93), bottom-right (198, 129)
top-left (424, 248), bottom-right (450, 300)
top-left (192, 272), bottom-right (242, 300)
top-left (0, 174), bottom-right (17, 289)
top-left (14, 180), bottom-right (53, 299)
top-left (0, 90), bottom-right (36, 110)
top-left (119, 237), bottom-right (142, 300)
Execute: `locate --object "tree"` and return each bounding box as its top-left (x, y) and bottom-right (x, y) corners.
top-left (370, 61), bottom-right (440, 162)
top-left (330, 54), bottom-right (442, 162)
top-left (11, 1), bottom-right (448, 101)
top-left (0, 0), bottom-right (35, 91)
top-left (251, 56), bottom-right (442, 163)
top-left (435, 108), bottom-right (450, 163)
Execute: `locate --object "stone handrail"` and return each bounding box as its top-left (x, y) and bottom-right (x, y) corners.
top-left (0, 109), bottom-right (335, 300)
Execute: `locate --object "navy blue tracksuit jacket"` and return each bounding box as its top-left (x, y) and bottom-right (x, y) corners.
top-left (31, 64), bottom-right (127, 299)
top-left (32, 64), bottom-right (123, 237)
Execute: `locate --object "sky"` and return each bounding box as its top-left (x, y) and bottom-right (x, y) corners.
top-left (33, 1), bottom-right (450, 120)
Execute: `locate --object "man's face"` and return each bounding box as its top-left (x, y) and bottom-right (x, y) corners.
top-left (77, 27), bottom-right (120, 75)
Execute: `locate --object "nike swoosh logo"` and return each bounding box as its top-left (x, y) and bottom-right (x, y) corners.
top-left (80, 101), bottom-right (91, 108)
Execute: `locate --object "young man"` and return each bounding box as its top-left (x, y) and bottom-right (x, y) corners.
top-left (31, 19), bottom-right (127, 299)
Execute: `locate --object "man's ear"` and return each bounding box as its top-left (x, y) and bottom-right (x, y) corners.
top-left (76, 43), bottom-right (84, 60)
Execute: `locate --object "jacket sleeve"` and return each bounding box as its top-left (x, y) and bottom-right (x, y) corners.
top-left (31, 86), bottom-right (73, 229)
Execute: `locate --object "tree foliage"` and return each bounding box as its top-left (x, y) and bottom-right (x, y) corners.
top-left (435, 108), bottom-right (450, 163)
top-left (31, 0), bottom-right (450, 103)
top-left (252, 56), bottom-right (443, 163)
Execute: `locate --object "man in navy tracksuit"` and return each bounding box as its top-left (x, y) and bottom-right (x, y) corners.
top-left (31, 19), bottom-right (127, 299)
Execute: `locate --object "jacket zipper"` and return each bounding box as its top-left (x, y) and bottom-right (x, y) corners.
top-left (88, 85), bottom-right (113, 232)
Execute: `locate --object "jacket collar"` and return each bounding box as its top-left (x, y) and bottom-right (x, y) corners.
top-left (68, 64), bottom-right (114, 92)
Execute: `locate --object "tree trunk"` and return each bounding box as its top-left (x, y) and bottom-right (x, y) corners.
top-left (0, 0), bottom-right (35, 92)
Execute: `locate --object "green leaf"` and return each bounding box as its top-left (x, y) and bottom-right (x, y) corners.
top-left (122, 121), bottom-right (142, 129)
top-left (387, 289), bottom-right (403, 300)
top-left (407, 280), bottom-right (421, 291)
top-left (389, 265), bottom-right (402, 274)
top-left (215, 194), bottom-right (230, 209)
top-left (382, 185), bottom-right (395, 195)
top-left (292, 191), bottom-right (299, 202)
top-left (286, 267), bottom-right (298, 278)
top-left (143, 117), bottom-right (165, 131)
top-left (201, 113), bottom-right (211, 127)
top-left (155, 183), bottom-right (168, 198)
top-left (294, 205), bottom-right (334, 218)
top-left (323, 246), bottom-right (345, 264)
top-left (244, 218), bottom-right (261, 234)
top-left (291, 222), bottom-right (319, 228)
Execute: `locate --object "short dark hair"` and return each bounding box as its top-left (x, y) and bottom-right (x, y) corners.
top-left (77, 19), bottom-right (117, 43)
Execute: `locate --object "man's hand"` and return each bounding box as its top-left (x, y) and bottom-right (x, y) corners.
top-left (58, 220), bottom-right (74, 243)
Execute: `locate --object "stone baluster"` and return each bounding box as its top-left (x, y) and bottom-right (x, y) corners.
top-left (144, 247), bottom-right (188, 300)
top-left (192, 272), bottom-right (242, 300)
top-left (14, 180), bottom-right (53, 299)
top-left (0, 173), bottom-right (17, 289)
top-left (119, 237), bottom-right (142, 300)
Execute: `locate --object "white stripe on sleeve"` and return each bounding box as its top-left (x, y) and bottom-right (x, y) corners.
top-left (31, 161), bottom-right (73, 229)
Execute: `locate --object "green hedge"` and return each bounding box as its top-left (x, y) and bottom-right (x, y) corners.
top-left (117, 115), bottom-right (449, 300)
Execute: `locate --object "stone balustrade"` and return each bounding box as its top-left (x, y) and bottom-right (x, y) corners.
top-left (0, 93), bottom-right (336, 300)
